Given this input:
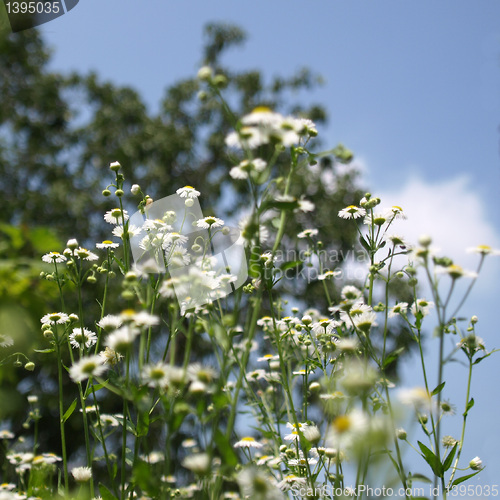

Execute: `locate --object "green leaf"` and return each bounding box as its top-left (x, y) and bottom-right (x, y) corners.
top-left (408, 473), bottom-right (432, 484)
top-left (450, 470), bottom-right (480, 487)
top-left (473, 349), bottom-right (499, 365)
top-left (417, 441), bottom-right (442, 477)
top-left (463, 397), bottom-right (474, 417)
top-left (84, 381), bottom-right (107, 399)
top-left (359, 235), bottom-right (371, 253)
top-left (214, 428), bottom-right (238, 468)
top-left (383, 347), bottom-right (405, 368)
top-left (33, 348), bottom-right (55, 354)
top-left (99, 483), bottom-right (119, 500)
top-left (280, 260), bottom-right (303, 272)
top-left (136, 410), bottom-right (150, 437)
top-left (432, 381), bottom-right (446, 396)
top-left (442, 443), bottom-right (458, 472)
top-left (62, 399), bottom-right (77, 424)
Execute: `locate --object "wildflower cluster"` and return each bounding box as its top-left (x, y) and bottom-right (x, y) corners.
top-left (0, 67), bottom-right (496, 500)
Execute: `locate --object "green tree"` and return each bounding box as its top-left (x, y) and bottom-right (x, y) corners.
top-left (0, 22), bottom-right (413, 478)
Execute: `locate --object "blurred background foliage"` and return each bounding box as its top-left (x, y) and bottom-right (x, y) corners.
top-left (0, 22), bottom-right (413, 474)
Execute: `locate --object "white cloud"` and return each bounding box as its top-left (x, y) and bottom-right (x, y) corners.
top-left (376, 174), bottom-right (500, 293)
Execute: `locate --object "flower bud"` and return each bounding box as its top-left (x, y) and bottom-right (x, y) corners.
top-left (110, 161), bottom-right (121, 172)
top-left (185, 198), bottom-right (194, 207)
top-left (418, 234), bottom-right (432, 247)
top-left (213, 74), bottom-right (227, 88)
top-left (24, 362), bottom-right (35, 371)
top-left (197, 66), bottom-right (213, 81)
top-left (469, 456), bottom-right (482, 470)
top-left (115, 189), bottom-right (124, 197)
top-left (102, 189), bottom-right (111, 197)
top-left (396, 428), bottom-right (407, 440)
top-left (67, 239), bottom-right (78, 249)
top-left (131, 184), bottom-right (141, 195)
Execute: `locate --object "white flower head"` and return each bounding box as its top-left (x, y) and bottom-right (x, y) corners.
top-left (297, 228), bottom-right (318, 239)
top-left (176, 186), bottom-right (200, 199)
top-left (234, 437), bottom-right (263, 449)
top-left (69, 356), bottom-right (107, 382)
top-left (69, 328), bottom-right (97, 349)
top-left (41, 312), bottom-right (70, 325)
top-left (237, 467), bottom-right (284, 500)
top-left (96, 240), bottom-right (119, 249)
top-left (104, 208), bottom-right (129, 225)
top-left (181, 453), bottom-right (211, 475)
top-left (338, 205), bottom-right (366, 220)
top-left (71, 466), bottom-right (92, 482)
top-left (196, 216), bottom-right (224, 229)
top-left (42, 251), bottom-right (67, 264)
top-left (74, 247), bottom-right (99, 261)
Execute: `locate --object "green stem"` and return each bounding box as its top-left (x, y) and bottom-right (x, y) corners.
top-left (55, 336), bottom-right (69, 494)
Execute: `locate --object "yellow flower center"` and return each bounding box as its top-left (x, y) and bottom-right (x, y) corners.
top-left (252, 106), bottom-right (271, 113)
top-left (333, 415), bottom-right (351, 434)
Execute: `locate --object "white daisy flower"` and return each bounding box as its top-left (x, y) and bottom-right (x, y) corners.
top-left (387, 205), bottom-right (406, 220)
top-left (40, 312), bottom-right (70, 325)
top-left (99, 346), bottom-right (123, 366)
top-left (277, 474), bottom-right (307, 491)
top-left (341, 286), bottom-right (363, 301)
top-left (96, 240), bottom-right (119, 249)
top-left (296, 197), bottom-right (315, 213)
top-left (41, 251), bottom-right (67, 264)
top-left (234, 437), bottom-right (263, 449)
top-left (466, 245), bottom-right (500, 256)
top-left (351, 311), bottom-right (378, 333)
top-left (74, 247), bottom-right (99, 261)
top-left (297, 228), bottom-right (318, 239)
top-left (142, 362), bottom-right (171, 388)
top-left (104, 325), bottom-right (140, 353)
top-left (71, 466), bottom-right (92, 482)
top-left (97, 314), bottom-right (122, 332)
top-left (104, 208), bottom-right (129, 225)
top-left (69, 355), bottom-right (107, 382)
top-left (311, 318), bottom-right (338, 336)
top-left (287, 456), bottom-right (318, 467)
top-left (163, 232), bottom-right (189, 247)
top-left (69, 328), bottom-right (97, 349)
top-left (326, 409), bottom-right (369, 450)
top-left (398, 387), bottom-right (434, 411)
top-left (338, 205), bottom-right (366, 219)
top-left (196, 216), bottom-right (225, 229)
top-left (318, 269), bottom-right (341, 280)
top-left (181, 453), bottom-right (211, 475)
top-left (0, 335), bottom-right (14, 348)
top-left (99, 414), bottom-right (120, 427)
top-left (112, 224), bottom-right (141, 240)
top-left (237, 467), bottom-right (283, 500)
top-left (385, 234), bottom-right (409, 248)
top-left (121, 310), bottom-right (159, 328)
top-left (176, 185), bottom-right (200, 198)
top-left (436, 264), bottom-right (478, 280)
top-left (0, 430), bottom-right (14, 439)
top-left (411, 298), bottom-right (434, 317)
top-left (229, 158), bottom-right (267, 180)
top-left (336, 337), bottom-right (359, 353)
top-left (388, 302), bottom-right (409, 318)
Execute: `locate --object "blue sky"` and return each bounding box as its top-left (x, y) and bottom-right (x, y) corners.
top-left (38, 0), bottom-right (500, 489)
